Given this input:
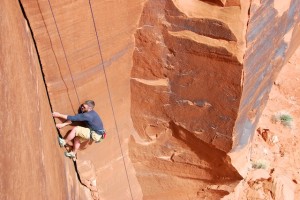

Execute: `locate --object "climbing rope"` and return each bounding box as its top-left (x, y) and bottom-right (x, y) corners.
top-left (41, 0), bottom-right (134, 198)
top-left (46, 0), bottom-right (81, 112)
top-left (88, 1), bottom-right (134, 199)
top-left (36, 1), bottom-right (78, 114)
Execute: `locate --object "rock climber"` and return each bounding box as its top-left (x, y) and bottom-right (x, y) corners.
top-left (52, 100), bottom-right (105, 159)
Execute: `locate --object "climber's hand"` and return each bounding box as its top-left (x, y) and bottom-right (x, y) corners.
top-left (56, 123), bottom-right (65, 129)
top-left (52, 112), bottom-right (61, 118)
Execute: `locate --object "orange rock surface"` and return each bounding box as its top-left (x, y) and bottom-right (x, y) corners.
top-left (1, 0), bottom-right (300, 199)
top-left (225, 43), bottom-right (300, 200)
top-left (0, 0), bottom-right (76, 199)
top-left (131, 0), bottom-right (300, 198)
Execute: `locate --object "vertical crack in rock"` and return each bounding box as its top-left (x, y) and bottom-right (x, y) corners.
top-left (76, 159), bottom-right (101, 199)
top-left (16, 1), bottom-right (48, 197)
top-left (17, 0), bottom-right (53, 114)
top-left (17, 0), bottom-right (86, 199)
top-left (17, 0), bottom-right (146, 198)
top-left (13, 0), bottom-right (300, 198)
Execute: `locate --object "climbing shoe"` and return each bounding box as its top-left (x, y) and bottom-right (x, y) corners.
top-left (64, 151), bottom-right (76, 158)
top-left (58, 136), bottom-right (66, 147)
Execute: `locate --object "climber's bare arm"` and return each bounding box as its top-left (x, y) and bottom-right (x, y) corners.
top-left (52, 112), bottom-right (71, 129)
top-left (52, 112), bottom-right (68, 119)
top-left (55, 120), bottom-right (72, 129)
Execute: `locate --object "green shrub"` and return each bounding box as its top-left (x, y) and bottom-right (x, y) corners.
top-left (252, 159), bottom-right (268, 169)
top-left (272, 111), bottom-right (294, 128)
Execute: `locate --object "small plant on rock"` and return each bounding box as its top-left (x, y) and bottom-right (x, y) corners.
top-left (272, 111), bottom-right (294, 128)
top-left (252, 159), bottom-right (269, 169)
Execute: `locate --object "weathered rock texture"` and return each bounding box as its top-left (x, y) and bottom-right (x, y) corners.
top-left (130, 0), bottom-right (249, 198)
top-left (0, 0), bottom-right (79, 199)
top-left (234, 0), bottom-right (300, 149)
top-left (130, 0), bottom-right (300, 199)
top-left (1, 0), bottom-right (300, 199)
top-left (18, 0), bottom-right (145, 199)
top-left (230, 0), bottom-right (300, 174)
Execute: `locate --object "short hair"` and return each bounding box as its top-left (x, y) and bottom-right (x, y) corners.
top-left (84, 100), bottom-right (95, 109)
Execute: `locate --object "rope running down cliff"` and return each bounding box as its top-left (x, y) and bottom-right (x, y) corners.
top-left (45, 0), bottom-right (134, 198)
top-left (36, 1), bottom-right (76, 114)
top-left (46, 0), bottom-right (81, 113)
top-left (88, 1), bottom-right (134, 199)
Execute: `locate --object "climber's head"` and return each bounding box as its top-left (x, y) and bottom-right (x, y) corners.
top-left (81, 100), bottom-right (95, 112)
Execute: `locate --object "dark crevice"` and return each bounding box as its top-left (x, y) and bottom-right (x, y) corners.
top-left (18, 0), bottom-right (54, 115)
top-left (17, 0), bottom-right (83, 194)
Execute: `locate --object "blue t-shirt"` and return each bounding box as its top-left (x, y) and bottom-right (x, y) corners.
top-left (67, 110), bottom-right (104, 134)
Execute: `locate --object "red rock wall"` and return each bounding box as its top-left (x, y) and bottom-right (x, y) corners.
top-left (0, 0), bottom-right (77, 199)
top-left (230, 0), bottom-right (300, 173)
top-left (19, 0), bottom-right (145, 199)
top-left (3, 0), bottom-right (300, 199)
top-left (130, 0), bottom-right (300, 199)
top-left (130, 1), bottom-right (249, 198)
top-left (233, 0), bottom-right (300, 150)
top-left (131, 0), bottom-right (249, 153)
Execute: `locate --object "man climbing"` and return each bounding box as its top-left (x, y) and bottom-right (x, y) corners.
top-left (52, 100), bottom-right (105, 159)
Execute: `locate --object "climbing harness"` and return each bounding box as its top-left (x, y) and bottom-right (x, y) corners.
top-left (90, 129), bottom-right (106, 143)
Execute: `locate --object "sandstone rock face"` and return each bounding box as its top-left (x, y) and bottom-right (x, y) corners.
top-left (0, 0), bottom-right (77, 199)
top-left (230, 0), bottom-right (300, 174)
top-left (131, 0), bottom-right (300, 199)
top-left (131, 0), bottom-right (249, 153)
top-left (2, 0), bottom-right (300, 199)
top-left (130, 1), bottom-right (249, 198)
top-left (19, 0), bottom-right (145, 199)
top-left (233, 0), bottom-right (300, 150)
